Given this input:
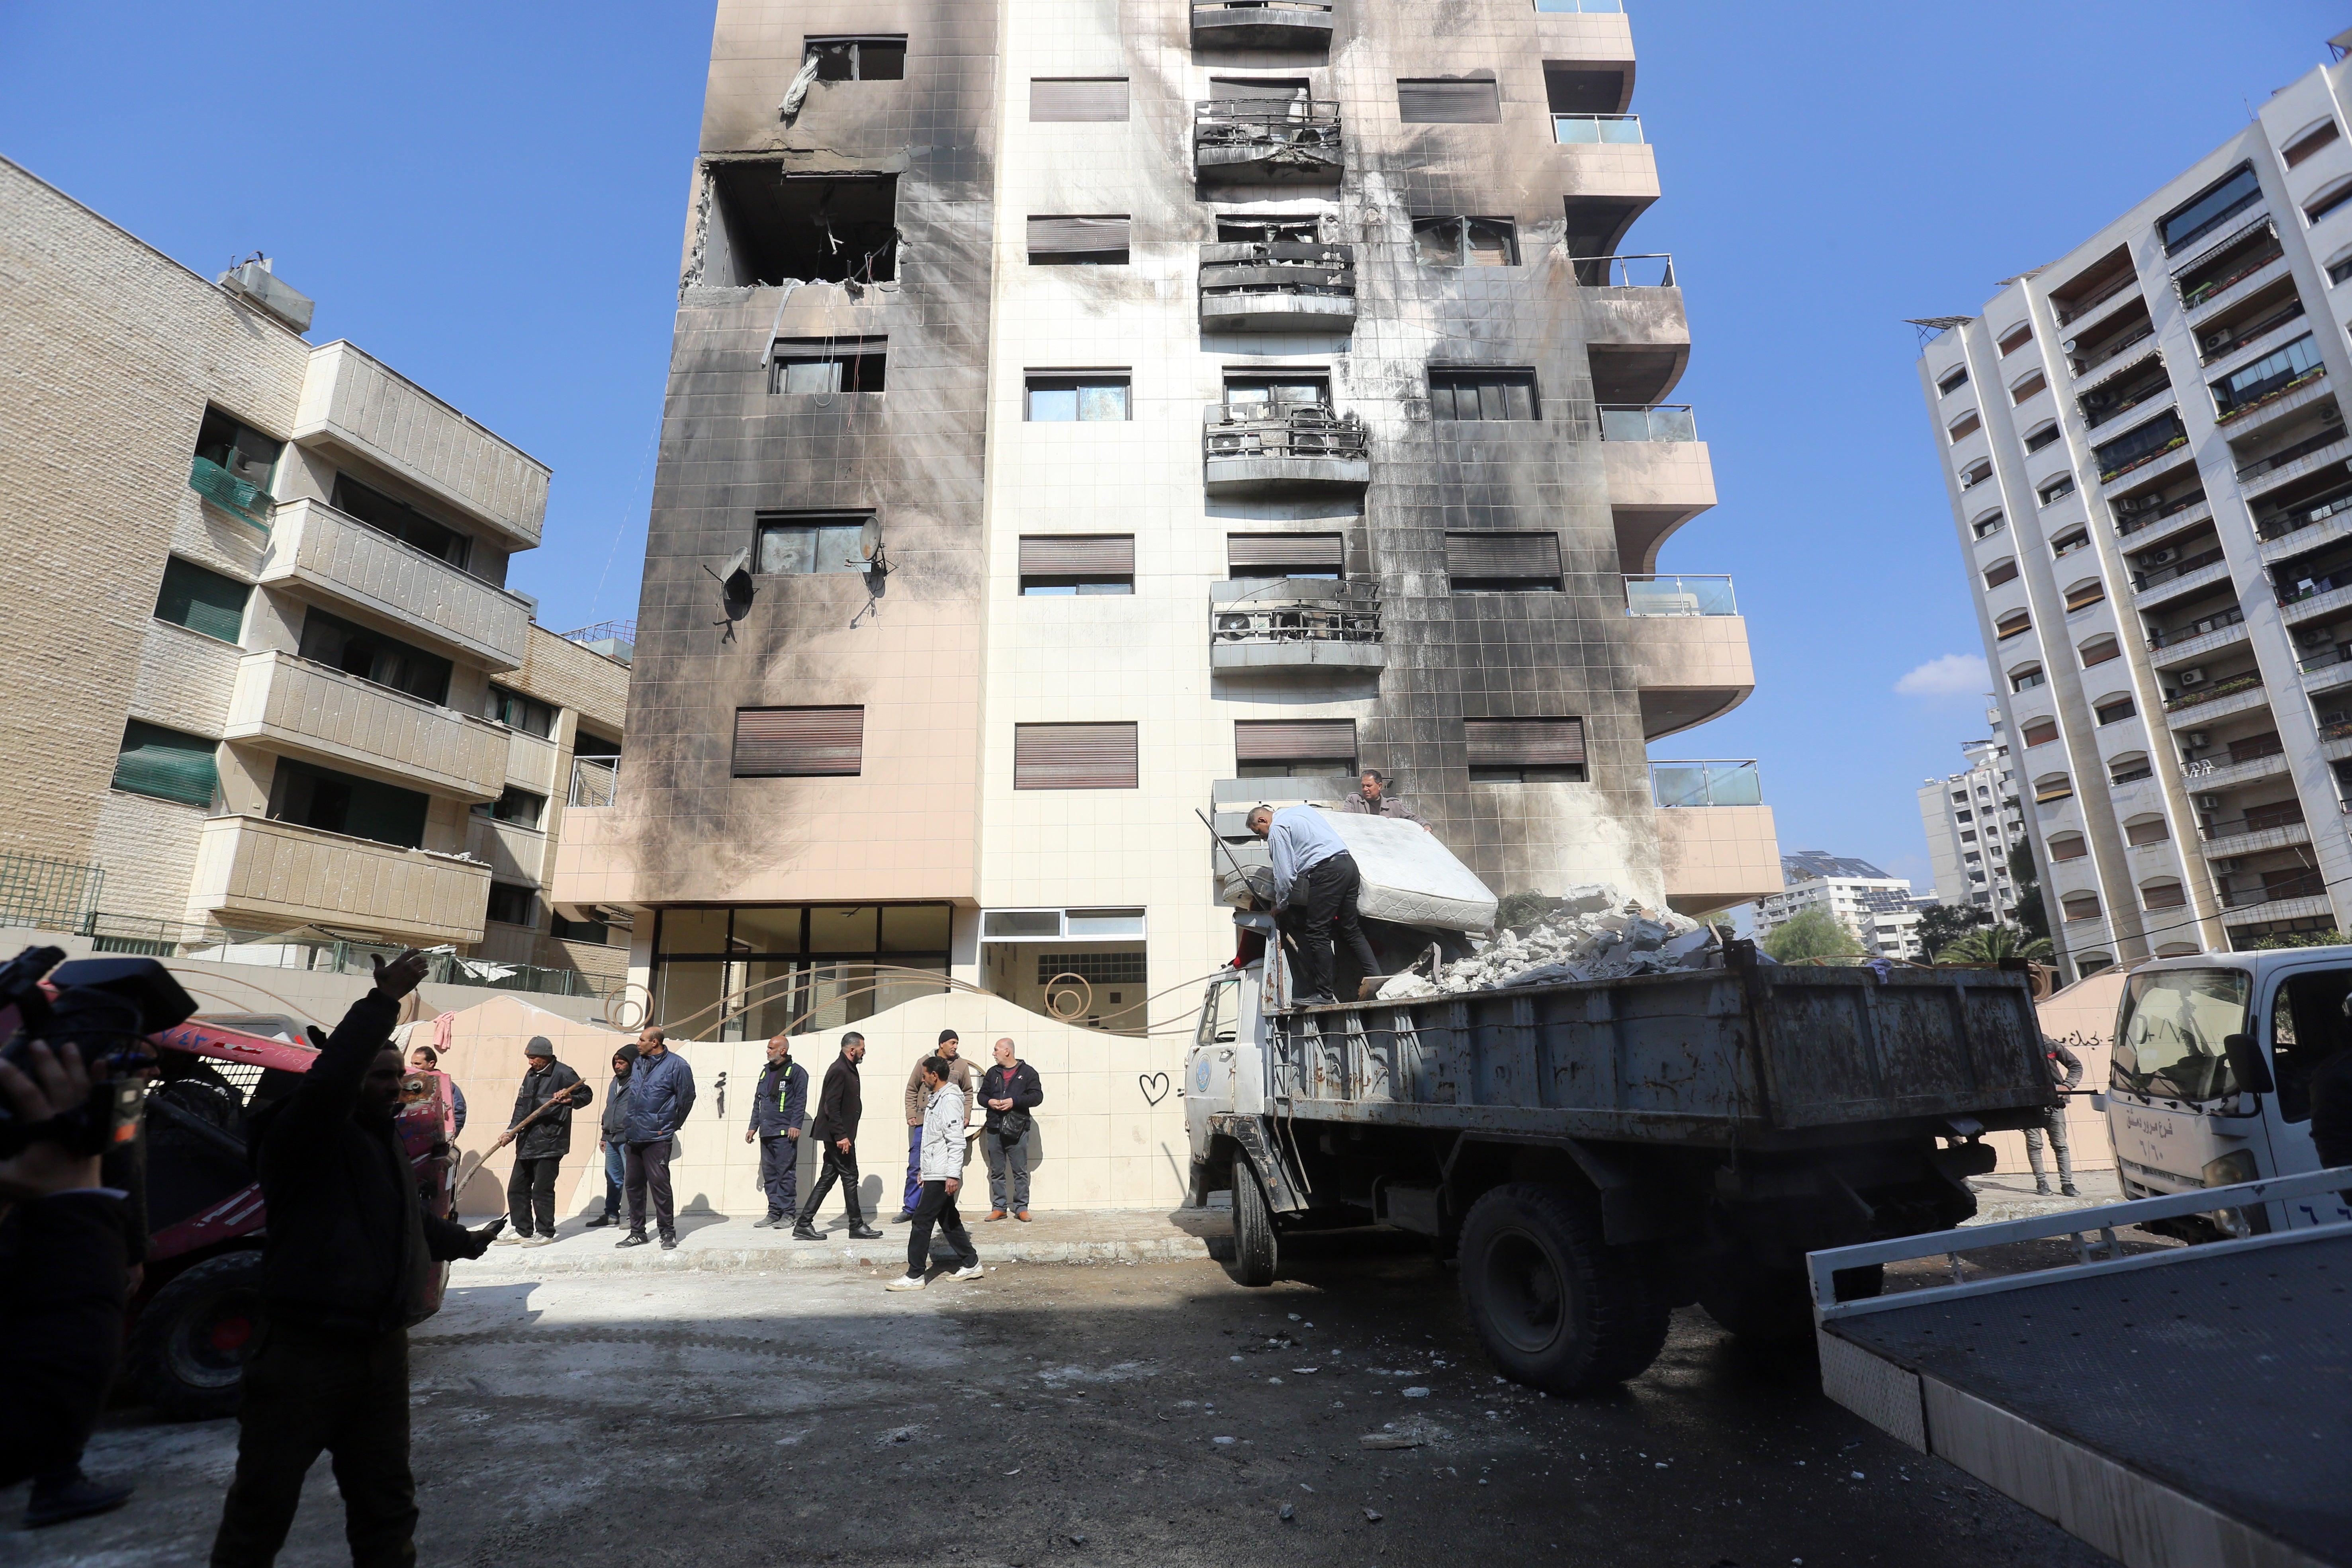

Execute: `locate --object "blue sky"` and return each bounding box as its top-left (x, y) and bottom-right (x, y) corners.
top-left (1, 2), bottom-right (2340, 887)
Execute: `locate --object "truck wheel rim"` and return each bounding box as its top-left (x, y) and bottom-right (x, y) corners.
top-left (1481, 1228), bottom-right (1565, 1354)
top-left (172, 1292), bottom-right (264, 1387)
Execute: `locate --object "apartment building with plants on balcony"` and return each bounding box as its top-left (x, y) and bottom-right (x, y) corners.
top-left (0, 159), bottom-right (629, 994)
top-left (555, 0), bottom-right (1779, 1071)
top-left (1918, 37), bottom-right (2352, 977)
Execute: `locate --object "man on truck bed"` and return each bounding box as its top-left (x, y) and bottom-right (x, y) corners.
top-left (1247, 803), bottom-right (1378, 1005)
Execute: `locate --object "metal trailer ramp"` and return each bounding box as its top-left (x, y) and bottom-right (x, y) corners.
top-left (1806, 1171), bottom-right (2352, 1568)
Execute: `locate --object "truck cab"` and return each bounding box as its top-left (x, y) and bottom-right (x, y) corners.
top-left (2102, 948), bottom-right (2352, 1233)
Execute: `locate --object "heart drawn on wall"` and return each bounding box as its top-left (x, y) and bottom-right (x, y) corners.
top-left (1137, 1072), bottom-right (1170, 1106)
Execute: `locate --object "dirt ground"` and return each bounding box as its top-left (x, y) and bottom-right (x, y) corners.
top-left (4, 1234), bottom-right (2115, 1568)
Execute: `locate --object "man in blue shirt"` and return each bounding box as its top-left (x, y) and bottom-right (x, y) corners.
top-left (743, 1032), bottom-right (808, 1227)
top-left (1246, 804), bottom-right (1381, 1004)
top-left (618, 1027), bottom-right (696, 1251)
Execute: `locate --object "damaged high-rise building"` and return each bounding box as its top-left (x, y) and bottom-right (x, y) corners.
top-left (555, 0), bottom-right (1781, 1114)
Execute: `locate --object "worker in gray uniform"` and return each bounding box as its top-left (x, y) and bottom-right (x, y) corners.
top-left (2025, 1036), bottom-right (2084, 1198)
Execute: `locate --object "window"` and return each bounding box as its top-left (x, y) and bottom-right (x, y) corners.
top-left (153, 556), bottom-right (249, 644)
top-left (1960, 458), bottom-right (1994, 489)
top-left (1936, 366), bottom-right (1969, 395)
top-left (2052, 527), bottom-right (2090, 556)
top-left (267, 758), bottom-right (429, 849)
top-left (471, 786), bottom-right (546, 830)
top-left (1026, 374), bottom-right (1130, 421)
top-left (2211, 333), bottom-right (2321, 416)
top-left (1228, 533), bottom-right (1343, 579)
top-left (2095, 694), bottom-right (2137, 724)
top-left (703, 168), bottom-right (898, 286)
top-left (2080, 634), bottom-right (2121, 667)
top-left (2064, 579), bottom-right (2107, 611)
top-left (1998, 324), bottom-right (2034, 356)
top-left (2307, 179), bottom-right (2352, 227)
top-left (771, 337), bottom-right (886, 394)
top-left (1396, 76), bottom-right (1501, 123)
top-left (1219, 214), bottom-right (1323, 244)
top-left (1982, 558), bottom-right (2019, 588)
top-left (1412, 217), bottom-right (1518, 267)
top-left (486, 883), bottom-right (540, 928)
top-left (2094, 411), bottom-right (2188, 478)
top-left (1995, 610), bottom-right (2032, 640)
top-left (757, 513), bottom-right (871, 576)
top-left (806, 35), bottom-right (904, 80)
top-left (734, 707), bottom-right (865, 777)
top-left (2033, 773), bottom-right (2073, 803)
top-left (332, 474), bottom-right (470, 568)
top-left (1015, 722), bottom-right (1139, 789)
top-left (111, 721), bottom-right (217, 807)
top-left (1027, 216), bottom-right (1130, 264)
top-left (2061, 891), bottom-right (2103, 922)
top-left (2021, 718), bottom-right (2060, 747)
top-left (1972, 510), bottom-right (2006, 538)
top-left (2038, 474), bottom-right (2077, 506)
top-left (1446, 531), bottom-right (1562, 592)
top-left (193, 407), bottom-right (281, 490)
top-left (1029, 77), bottom-right (1127, 120)
top-left (2047, 832), bottom-right (2088, 861)
top-left (2024, 422), bottom-right (2061, 453)
top-left (299, 610), bottom-right (452, 705)
top-left (552, 911), bottom-right (613, 945)
top-left (2011, 664), bottom-right (2045, 691)
top-left (1225, 372), bottom-right (1329, 411)
top-left (2161, 164), bottom-right (2260, 253)
top-left (2011, 371), bottom-right (2047, 404)
top-left (2285, 120), bottom-right (2342, 168)
top-left (1465, 718), bottom-right (1587, 783)
top-left (483, 685), bottom-right (555, 738)
top-left (1948, 411), bottom-right (1982, 443)
top-left (2141, 880), bottom-right (2187, 910)
top-left (2109, 752), bottom-right (2152, 784)
top-left (1019, 535), bottom-right (1134, 595)
top-left (1430, 369), bottom-right (1539, 421)
top-left (2330, 254), bottom-right (2352, 286)
top-left (1233, 719), bottom-right (1356, 778)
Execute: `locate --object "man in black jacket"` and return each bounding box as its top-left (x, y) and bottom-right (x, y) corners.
top-left (744, 1032), bottom-right (808, 1227)
top-left (794, 1032), bottom-right (880, 1240)
top-left (585, 1044), bottom-right (638, 1229)
top-left (491, 1037), bottom-right (590, 1246)
top-left (209, 950), bottom-right (502, 1568)
top-left (979, 1036), bottom-right (1045, 1221)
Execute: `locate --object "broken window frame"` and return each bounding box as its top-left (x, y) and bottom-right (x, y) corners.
top-left (1217, 214), bottom-right (1324, 245)
top-left (1412, 217), bottom-right (1519, 268)
top-left (1026, 374), bottom-right (1132, 422)
top-left (804, 35), bottom-right (906, 82)
top-left (770, 338), bottom-right (888, 395)
top-left (756, 511), bottom-right (873, 577)
top-left (1429, 369), bottom-right (1541, 422)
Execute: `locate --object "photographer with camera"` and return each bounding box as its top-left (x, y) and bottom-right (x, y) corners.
top-left (209, 949), bottom-right (506, 1568)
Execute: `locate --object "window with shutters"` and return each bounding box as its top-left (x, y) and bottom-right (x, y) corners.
top-left (486, 883), bottom-right (540, 928)
top-left (1995, 610), bottom-right (2032, 640)
top-left (2049, 832), bottom-right (2090, 860)
top-left (1030, 77), bottom-right (1128, 121)
top-left (1397, 77), bottom-right (1501, 123)
top-left (1949, 411), bottom-right (1982, 443)
top-left (2021, 718), bottom-right (2060, 747)
top-left (1412, 217), bottom-right (1518, 267)
top-left (2024, 421), bottom-right (2061, 453)
top-left (1936, 366), bottom-right (1969, 396)
top-left (2011, 371), bottom-right (2047, 404)
top-left (2052, 528), bottom-right (2090, 557)
top-left (1020, 535), bottom-right (1134, 595)
top-left (1998, 324), bottom-right (2034, 356)
top-left (471, 786), bottom-right (546, 830)
top-left (1982, 558), bottom-right (2019, 589)
top-left (1233, 718), bottom-right (1355, 778)
top-left (1228, 533), bottom-right (1343, 580)
top-left (1430, 369), bottom-right (1540, 422)
top-left (2080, 634), bottom-right (2121, 667)
top-left (111, 721), bottom-right (218, 808)
top-left (1015, 722), bottom-right (1139, 789)
top-left (1960, 459), bottom-right (1994, 491)
top-left (2039, 474), bottom-right (2077, 506)
top-left (1465, 717), bottom-right (1586, 783)
top-left (1446, 531), bottom-right (1562, 592)
top-left (2095, 694), bottom-right (2137, 724)
top-left (2285, 119), bottom-right (2342, 168)
top-left (299, 609), bottom-right (452, 705)
top-left (757, 512), bottom-right (872, 576)
top-left (1971, 508), bottom-right (2005, 538)
top-left (705, 169), bottom-right (898, 287)
top-left (2061, 891), bottom-right (2103, 922)
top-left (2141, 880), bottom-right (2187, 910)
top-left (2109, 752), bottom-right (2153, 784)
top-left (734, 707), bottom-right (865, 778)
top-left (2065, 579), bottom-right (2107, 611)
top-left (806, 35), bottom-right (904, 80)
top-left (2012, 664), bottom-right (2046, 692)
top-left (2306, 179), bottom-right (2352, 227)
top-left (2033, 773), bottom-right (2073, 804)
top-left (483, 685), bottom-right (555, 738)
top-left (1027, 216), bottom-right (1130, 265)
top-left (268, 758), bottom-right (429, 848)
top-left (771, 337), bottom-right (886, 395)
top-left (1027, 373), bottom-right (1130, 421)
top-left (153, 557), bottom-right (250, 644)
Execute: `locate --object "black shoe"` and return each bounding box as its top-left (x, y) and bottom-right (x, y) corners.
top-left (616, 1231), bottom-right (650, 1248)
top-left (890, 1212), bottom-right (917, 1224)
top-left (659, 1233), bottom-right (678, 1251)
top-left (585, 1213), bottom-right (617, 1229)
top-left (2061, 1183), bottom-right (2081, 1198)
top-left (791, 1223), bottom-right (822, 1240)
top-left (24, 1469), bottom-right (134, 1529)
top-left (847, 1224), bottom-right (884, 1240)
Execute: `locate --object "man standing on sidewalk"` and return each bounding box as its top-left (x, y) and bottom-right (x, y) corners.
top-left (896, 1029), bottom-right (975, 1222)
top-left (795, 1033), bottom-right (882, 1240)
top-left (744, 1032), bottom-right (808, 1227)
top-left (586, 1045), bottom-right (638, 1229)
top-left (491, 1038), bottom-right (591, 1247)
top-left (619, 1028), bottom-right (695, 1251)
top-left (2025, 1036), bottom-right (2085, 1198)
top-left (886, 1055), bottom-right (984, 1291)
top-left (979, 1036), bottom-right (1044, 1222)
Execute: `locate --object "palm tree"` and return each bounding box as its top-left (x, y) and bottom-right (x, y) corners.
top-left (1934, 923), bottom-right (2053, 964)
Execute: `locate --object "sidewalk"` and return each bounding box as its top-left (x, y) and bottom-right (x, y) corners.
top-left (1965, 1169), bottom-right (2123, 1227)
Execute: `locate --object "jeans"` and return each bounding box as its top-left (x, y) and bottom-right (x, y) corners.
top-left (210, 1324), bottom-right (413, 1568)
top-left (507, 1154), bottom-right (560, 1236)
top-left (624, 1138), bottom-right (676, 1237)
top-left (799, 1140), bottom-right (863, 1227)
top-left (906, 1179), bottom-right (977, 1277)
top-left (1284, 852), bottom-right (1379, 1001)
top-left (601, 1141), bottom-right (625, 1218)
top-left (900, 1125), bottom-right (924, 1216)
top-left (758, 1134), bottom-right (801, 1218)
top-left (2024, 1109), bottom-right (2075, 1190)
top-left (982, 1132), bottom-right (1030, 1212)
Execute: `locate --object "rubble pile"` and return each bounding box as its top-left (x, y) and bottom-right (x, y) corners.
top-left (1375, 883), bottom-right (1723, 1000)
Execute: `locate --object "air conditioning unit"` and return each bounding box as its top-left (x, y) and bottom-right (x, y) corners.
top-left (2214, 857), bottom-right (2242, 873)
top-left (2197, 794), bottom-right (2222, 810)
top-left (2144, 547), bottom-right (2178, 567)
top-left (2202, 329), bottom-right (2229, 352)
top-left (2176, 667), bottom-right (2209, 688)
top-left (2184, 731), bottom-right (2210, 749)
top-left (2297, 624), bottom-right (2334, 645)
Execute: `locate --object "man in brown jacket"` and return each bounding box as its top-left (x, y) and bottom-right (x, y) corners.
top-left (895, 1028), bottom-right (974, 1222)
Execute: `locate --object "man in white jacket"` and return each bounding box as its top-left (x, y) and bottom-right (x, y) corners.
top-left (885, 1055), bottom-right (984, 1291)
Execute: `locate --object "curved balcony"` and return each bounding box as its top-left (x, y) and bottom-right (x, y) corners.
top-left (1652, 760), bottom-right (1778, 914)
top-left (1194, 99), bottom-right (1342, 184)
top-left (1622, 576), bottom-right (1750, 739)
top-left (1199, 241), bottom-right (1355, 332)
top-left (1209, 579), bottom-right (1383, 675)
top-left (1191, 0), bottom-right (1334, 50)
top-left (1202, 403), bottom-right (1368, 495)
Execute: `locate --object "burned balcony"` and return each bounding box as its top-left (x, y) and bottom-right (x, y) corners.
top-left (1199, 241), bottom-right (1355, 332)
top-left (1194, 98), bottom-right (1343, 184)
top-left (1192, 0), bottom-right (1335, 50)
top-left (1202, 401), bottom-right (1369, 495)
top-left (1209, 579), bottom-right (1383, 674)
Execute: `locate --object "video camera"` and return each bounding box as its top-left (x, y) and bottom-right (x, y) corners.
top-left (0, 945), bottom-right (197, 1159)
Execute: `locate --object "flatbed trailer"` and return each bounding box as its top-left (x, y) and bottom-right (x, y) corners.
top-left (1807, 1169), bottom-right (2352, 1568)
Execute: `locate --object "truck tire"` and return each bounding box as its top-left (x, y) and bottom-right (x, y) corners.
top-left (1225, 1162), bottom-right (1280, 1287)
top-left (126, 1251), bottom-right (266, 1420)
top-left (1699, 1262), bottom-right (1884, 1347)
top-left (1457, 1182), bottom-right (1667, 1393)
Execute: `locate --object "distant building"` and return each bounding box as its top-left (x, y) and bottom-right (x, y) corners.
top-left (1756, 850), bottom-right (1925, 959)
top-left (1917, 728), bottom-right (2029, 920)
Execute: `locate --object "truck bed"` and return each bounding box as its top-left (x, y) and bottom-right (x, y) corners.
top-left (1270, 957), bottom-right (2048, 1148)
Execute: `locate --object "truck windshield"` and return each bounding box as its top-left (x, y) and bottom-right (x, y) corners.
top-left (2112, 969), bottom-right (2249, 1102)
top-left (1197, 976), bottom-right (1239, 1047)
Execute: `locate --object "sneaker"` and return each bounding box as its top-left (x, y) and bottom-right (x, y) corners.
top-left (948, 1263), bottom-right (984, 1281)
top-left (2035, 1182), bottom-right (2054, 1196)
top-left (2061, 1183), bottom-right (2081, 1198)
top-left (494, 1231), bottom-right (530, 1245)
top-left (520, 1235), bottom-right (556, 1248)
top-left (1015, 1210), bottom-right (1031, 1222)
top-left (848, 1224), bottom-right (884, 1240)
top-left (986, 1210), bottom-right (1007, 1222)
top-left (884, 1273), bottom-right (927, 1292)
top-left (23, 1469), bottom-right (134, 1529)
top-left (616, 1231), bottom-right (650, 1248)
top-left (659, 1233), bottom-right (678, 1251)
top-left (891, 1212), bottom-right (917, 1224)
top-left (585, 1213), bottom-right (617, 1229)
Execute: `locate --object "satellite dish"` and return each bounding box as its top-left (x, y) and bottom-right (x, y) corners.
top-left (857, 517), bottom-right (881, 563)
top-left (706, 549), bottom-right (755, 621)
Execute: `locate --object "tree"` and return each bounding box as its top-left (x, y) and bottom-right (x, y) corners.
top-left (1762, 908), bottom-right (1864, 962)
top-left (2249, 928), bottom-right (2348, 950)
top-left (1916, 902), bottom-right (1988, 954)
top-left (1934, 923), bottom-right (2053, 964)
top-left (2008, 841), bottom-right (2048, 941)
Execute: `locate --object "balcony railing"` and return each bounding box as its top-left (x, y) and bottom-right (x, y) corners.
top-left (1651, 760), bottom-right (1761, 808)
top-left (188, 455), bottom-right (272, 531)
top-left (2164, 672), bottom-right (2260, 711)
top-left (1599, 404), bottom-right (1697, 442)
top-left (2132, 546), bottom-right (2226, 591)
top-left (1570, 253), bottom-right (1675, 288)
top-left (2205, 805), bottom-right (2307, 841)
top-left (1210, 580), bottom-right (1383, 672)
top-left (1554, 113), bottom-right (1643, 145)
top-left (1192, 0), bottom-right (1336, 45)
top-left (2182, 237), bottom-right (2285, 311)
top-left (2256, 488), bottom-right (2352, 541)
top-left (1198, 241), bottom-right (1356, 330)
top-left (2236, 426), bottom-right (2347, 484)
top-left (2072, 325), bottom-right (2156, 378)
top-left (2148, 605), bottom-right (2244, 648)
top-left (2114, 493), bottom-right (2203, 535)
top-left (569, 756), bottom-right (618, 808)
top-left (2054, 272), bottom-right (2137, 325)
top-left (1623, 574), bottom-right (1736, 617)
top-left (1202, 402), bottom-right (1370, 493)
top-left (1194, 100), bottom-right (1343, 180)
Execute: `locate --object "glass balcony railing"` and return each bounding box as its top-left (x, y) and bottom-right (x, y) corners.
top-left (188, 454), bottom-right (273, 531)
top-left (1623, 574), bottom-right (1736, 616)
top-left (1599, 404), bottom-right (1697, 442)
top-left (1651, 760), bottom-right (1762, 808)
top-left (1536, 0), bottom-right (1624, 11)
top-left (1570, 252), bottom-right (1675, 288)
top-left (1554, 114), bottom-right (1643, 145)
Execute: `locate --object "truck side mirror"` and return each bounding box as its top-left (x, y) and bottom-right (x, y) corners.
top-left (2222, 1033), bottom-right (2275, 1097)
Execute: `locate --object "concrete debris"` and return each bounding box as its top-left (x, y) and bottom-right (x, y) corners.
top-left (1280, 1503), bottom-right (1297, 1522)
top-left (1374, 887), bottom-right (1720, 1000)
